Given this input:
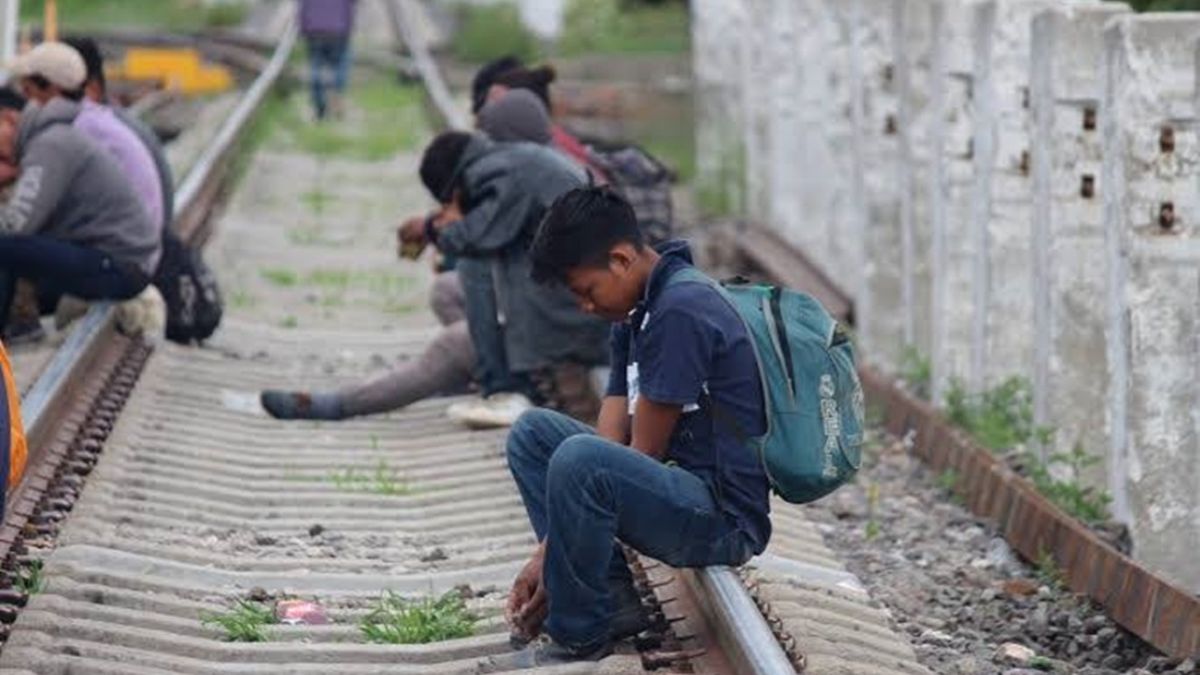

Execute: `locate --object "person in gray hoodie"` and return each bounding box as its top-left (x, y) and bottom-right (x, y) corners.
top-left (0, 92), bottom-right (160, 331)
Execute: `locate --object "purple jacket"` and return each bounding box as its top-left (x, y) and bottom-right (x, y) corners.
top-left (74, 100), bottom-right (165, 233)
top-left (299, 0), bottom-right (357, 37)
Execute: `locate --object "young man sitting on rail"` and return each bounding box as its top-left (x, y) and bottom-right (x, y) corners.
top-left (497, 187), bottom-right (771, 666)
top-left (0, 89), bottom-right (160, 339)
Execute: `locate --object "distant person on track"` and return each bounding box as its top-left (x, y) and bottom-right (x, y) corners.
top-left (471, 56), bottom-right (608, 183)
top-left (497, 188), bottom-right (770, 666)
top-left (0, 89), bottom-right (160, 338)
top-left (298, 0), bottom-right (358, 122)
top-left (0, 340), bottom-right (27, 519)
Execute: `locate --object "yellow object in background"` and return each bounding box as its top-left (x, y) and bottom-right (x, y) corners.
top-left (109, 47), bottom-right (234, 95)
top-left (43, 0), bottom-right (57, 42)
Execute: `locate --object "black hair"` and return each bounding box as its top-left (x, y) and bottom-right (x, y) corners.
top-left (471, 55), bottom-right (523, 114)
top-left (531, 187), bottom-right (642, 285)
top-left (419, 131), bottom-right (473, 202)
top-left (63, 36), bottom-right (106, 95)
top-left (0, 88), bottom-right (26, 111)
top-left (492, 65), bottom-right (555, 112)
top-left (62, 88), bottom-right (85, 102)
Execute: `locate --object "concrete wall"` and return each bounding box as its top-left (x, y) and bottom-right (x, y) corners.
top-left (692, 0), bottom-right (1200, 592)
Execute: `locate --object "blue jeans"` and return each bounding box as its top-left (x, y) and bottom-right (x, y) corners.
top-left (306, 34), bottom-right (351, 119)
top-left (506, 409), bottom-right (755, 651)
top-left (0, 235), bottom-right (149, 326)
top-left (458, 257), bottom-right (531, 398)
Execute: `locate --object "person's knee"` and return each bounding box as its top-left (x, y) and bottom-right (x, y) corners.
top-left (546, 434), bottom-right (608, 491)
top-left (505, 408), bottom-right (560, 463)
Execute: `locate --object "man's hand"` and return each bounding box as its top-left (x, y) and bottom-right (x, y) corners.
top-left (432, 201), bottom-right (463, 229)
top-left (397, 215), bottom-right (427, 259)
top-left (507, 543), bottom-right (548, 641)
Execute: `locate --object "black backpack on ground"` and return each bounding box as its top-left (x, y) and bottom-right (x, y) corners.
top-left (154, 230), bottom-right (223, 344)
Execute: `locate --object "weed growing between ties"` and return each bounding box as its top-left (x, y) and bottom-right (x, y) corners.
top-left (359, 591), bottom-right (474, 644)
top-left (329, 460), bottom-right (411, 496)
top-left (260, 268), bottom-right (298, 287)
top-left (202, 599), bottom-right (277, 642)
top-left (14, 559), bottom-right (45, 595)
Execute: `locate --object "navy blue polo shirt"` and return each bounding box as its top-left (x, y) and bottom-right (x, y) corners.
top-left (607, 241), bottom-right (771, 552)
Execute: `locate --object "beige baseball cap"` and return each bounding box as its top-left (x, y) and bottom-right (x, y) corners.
top-left (9, 42), bottom-right (87, 91)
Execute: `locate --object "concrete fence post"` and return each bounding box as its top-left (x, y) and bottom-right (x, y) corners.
top-left (1029, 4), bottom-right (1129, 473)
top-left (929, 0), bottom-right (978, 402)
top-left (1102, 13), bottom-right (1200, 592)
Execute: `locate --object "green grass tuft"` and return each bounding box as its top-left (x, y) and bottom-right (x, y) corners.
top-left (452, 2), bottom-right (541, 63)
top-left (202, 599), bottom-right (277, 642)
top-left (15, 559), bottom-right (45, 595)
top-left (1024, 444), bottom-right (1112, 525)
top-left (559, 0), bottom-right (690, 56)
top-left (359, 591), bottom-right (474, 644)
top-left (22, 0), bottom-right (248, 31)
top-left (944, 376), bottom-right (1051, 452)
top-left (260, 268), bottom-right (298, 287)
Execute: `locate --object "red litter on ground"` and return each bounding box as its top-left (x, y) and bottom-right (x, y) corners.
top-left (275, 600), bottom-right (330, 625)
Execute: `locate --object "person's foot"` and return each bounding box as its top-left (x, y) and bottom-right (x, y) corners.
top-left (446, 392), bottom-right (533, 429)
top-left (609, 576), bottom-right (654, 641)
top-left (260, 390), bottom-right (343, 420)
top-left (2, 318), bottom-right (45, 346)
top-left (478, 636), bottom-right (613, 672)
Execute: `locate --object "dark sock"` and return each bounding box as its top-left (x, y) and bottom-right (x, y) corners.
top-left (260, 390), bottom-right (343, 420)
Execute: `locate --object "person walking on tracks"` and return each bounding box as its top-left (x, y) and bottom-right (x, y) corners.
top-left (298, 0), bottom-right (358, 121)
top-left (497, 188), bottom-right (771, 665)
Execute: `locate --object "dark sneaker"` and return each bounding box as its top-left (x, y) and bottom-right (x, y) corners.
top-left (609, 577), bottom-right (654, 640)
top-left (479, 636), bottom-right (613, 672)
top-left (2, 319), bottom-right (45, 346)
top-left (260, 391), bottom-right (343, 420)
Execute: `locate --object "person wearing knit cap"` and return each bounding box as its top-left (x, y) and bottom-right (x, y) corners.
top-left (477, 89), bottom-right (552, 146)
top-left (483, 65), bottom-right (608, 183)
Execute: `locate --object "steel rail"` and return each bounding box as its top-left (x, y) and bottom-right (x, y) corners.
top-left (14, 18), bottom-right (298, 512)
top-left (385, 3), bottom-right (796, 672)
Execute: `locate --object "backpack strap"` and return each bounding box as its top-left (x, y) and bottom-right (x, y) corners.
top-left (662, 267), bottom-right (773, 502)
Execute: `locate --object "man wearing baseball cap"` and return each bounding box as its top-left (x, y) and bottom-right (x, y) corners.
top-left (0, 81), bottom-right (160, 337)
top-left (12, 41), bottom-right (163, 234)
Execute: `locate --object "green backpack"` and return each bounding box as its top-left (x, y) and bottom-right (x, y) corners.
top-left (667, 268), bottom-right (864, 504)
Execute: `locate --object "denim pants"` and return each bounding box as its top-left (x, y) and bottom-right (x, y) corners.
top-left (305, 34), bottom-right (351, 119)
top-left (458, 257), bottom-right (531, 398)
top-left (0, 236), bottom-right (149, 327)
top-left (506, 408), bottom-right (755, 651)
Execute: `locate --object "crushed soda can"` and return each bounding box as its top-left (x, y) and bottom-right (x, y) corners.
top-left (275, 599), bottom-right (330, 625)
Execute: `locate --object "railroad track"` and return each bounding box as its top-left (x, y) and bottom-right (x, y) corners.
top-left (0, 2), bottom-right (935, 673)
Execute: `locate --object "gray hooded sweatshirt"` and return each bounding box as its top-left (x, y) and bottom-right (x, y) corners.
top-left (438, 135), bottom-right (609, 371)
top-left (0, 98), bottom-right (161, 276)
